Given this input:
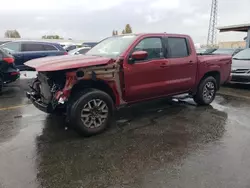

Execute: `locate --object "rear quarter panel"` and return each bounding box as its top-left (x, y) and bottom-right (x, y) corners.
top-left (197, 55), bottom-right (232, 85)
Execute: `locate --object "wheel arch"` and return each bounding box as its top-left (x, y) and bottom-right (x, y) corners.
top-left (192, 71), bottom-right (220, 96)
top-left (70, 79), bottom-right (117, 105)
top-left (201, 71), bottom-right (221, 90)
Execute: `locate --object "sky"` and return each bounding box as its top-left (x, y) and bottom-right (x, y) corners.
top-left (0, 0), bottom-right (250, 44)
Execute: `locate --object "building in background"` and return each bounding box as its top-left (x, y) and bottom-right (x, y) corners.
top-left (218, 41), bottom-right (246, 48)
top-left (217, 23), bottom-right (250, 48)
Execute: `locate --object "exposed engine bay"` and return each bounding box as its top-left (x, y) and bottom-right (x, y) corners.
top-left (26, 62), bottom-right (125, 114)
top-left (27, 70), bottom-right (68, 112)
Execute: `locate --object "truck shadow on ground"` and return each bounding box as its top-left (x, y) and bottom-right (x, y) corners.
top-left (35, 98), bottom-right (228, 188)
top-left (224, 83), bottom-right (250, 90)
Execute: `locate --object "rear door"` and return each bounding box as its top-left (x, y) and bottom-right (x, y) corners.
top-left (21, 42), bottom-right (47, 62)
top-left (123, 36), bottom-right (169, 102)
top-left (164, 36), bottom-right (197, 93)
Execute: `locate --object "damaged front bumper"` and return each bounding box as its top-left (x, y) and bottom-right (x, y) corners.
top-left (26, 85), bottom-right (69, 114)
top-left (26, 71), bottom-right (75, 114)
top-left (26, 91), bottom-right (54, 113)
top-left (26, 90), bottom-right (68, 113)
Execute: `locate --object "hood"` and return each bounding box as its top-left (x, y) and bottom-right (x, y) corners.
top-left (24, 55), bottom-right (114, 71)
top-left (232, 59), bottom-right (250, 69)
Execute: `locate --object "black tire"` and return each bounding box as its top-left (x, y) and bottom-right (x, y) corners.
top-left (193, 76), bottom-right (217, 105)
top-left (69, 89), bottom-right (114, 136)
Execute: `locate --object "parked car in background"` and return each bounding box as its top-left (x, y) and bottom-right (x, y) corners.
top-left (212, 48), bottom-right (243, 56)
top-left (196, 48), bottom-right (217, 54)
top-left (230, 48), bottom-right (250, 84)
top-left (68, 47), bottom-right (91, 55)
top-left (0, 41), bottom-right (67, 70)
top-left (0, 47), bottom-right (20, 92)
top-left (82, 42), bottom-right (98, 48)
top-left (64, 44), bottom-right (82, 52)
top-left (25, 33), bottom-right (232, 136)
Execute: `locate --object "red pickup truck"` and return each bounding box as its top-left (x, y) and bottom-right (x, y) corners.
top-left (25, 33), bottom-right (232, 136)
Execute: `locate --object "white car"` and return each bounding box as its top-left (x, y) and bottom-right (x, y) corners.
top-left (68, 47), bottom-right (91, 55)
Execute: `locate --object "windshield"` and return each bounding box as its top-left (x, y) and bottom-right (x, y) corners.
top-left (196, 48), bottom-right (206, 53)
top-left (212, 48), bottom-right (235, 55)
top-left (233, 48), bottom-right (250, 60)
top-left (85, 35), bottom-right (137, 58)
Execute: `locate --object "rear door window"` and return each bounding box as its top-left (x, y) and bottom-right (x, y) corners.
top-left (167, 37), bottom-right (189, 58)
top-left (43, 44), bottom-right (57, 51)
top-left (22, 43), bottom-right (45, 52)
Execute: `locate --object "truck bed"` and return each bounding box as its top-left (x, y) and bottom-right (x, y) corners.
top-left (197, 54), bottom-right (232, 84)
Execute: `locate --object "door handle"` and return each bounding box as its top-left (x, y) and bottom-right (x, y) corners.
top-left (189, 60), bottom-right (193, 63)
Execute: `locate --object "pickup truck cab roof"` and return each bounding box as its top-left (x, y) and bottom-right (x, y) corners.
top-left (25, 33), bottom-right (192, 71)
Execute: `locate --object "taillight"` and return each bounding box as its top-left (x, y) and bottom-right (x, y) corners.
top-left (3, 57), bottom-right (14, 64)
top-left (64, 52), bottom-right (68, 55)
top-left (11, 72), bottom-right (19, 76)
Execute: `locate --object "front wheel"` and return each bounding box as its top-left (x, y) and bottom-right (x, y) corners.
top-left (193, 76), bottom-right (217, 105)
top-left (69, 89), bottom-right (114, 136)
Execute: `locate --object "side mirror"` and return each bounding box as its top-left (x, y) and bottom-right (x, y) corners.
top-left (75, 51), bottom-right (80, 55)
top-left (131, 51), bottom-right (148, 61)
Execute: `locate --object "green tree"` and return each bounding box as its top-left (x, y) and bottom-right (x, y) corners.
top-left (4, 30), bottom-right (21, 38)
top-left (42, 35), bottom-right (63, 39)
top-left (124, 24), bottom-right (132, 33)
top-left (112, 30), bottom-right (119, 36)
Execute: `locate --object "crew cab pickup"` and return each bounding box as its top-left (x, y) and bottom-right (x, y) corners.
top-left (25, 33), bottom-right (232, 136)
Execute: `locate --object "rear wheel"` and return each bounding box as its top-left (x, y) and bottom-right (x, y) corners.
top-left (69, 89), bottom-right (114, 136)
top-left (193, 76), bottom-right (217, 105)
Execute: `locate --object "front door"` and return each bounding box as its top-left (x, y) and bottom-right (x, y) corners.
top-left (123, 37), bottom-right (169, 102)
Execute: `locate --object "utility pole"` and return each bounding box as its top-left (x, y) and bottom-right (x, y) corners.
top-left (207, 0), bottom-right (218, 46)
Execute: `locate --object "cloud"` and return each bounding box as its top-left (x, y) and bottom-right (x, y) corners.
top-left (0, 0), bottom-right (249, 44)
top-left (35, 16), bottom-right (47, 21)
top-left (145, 14), bottom-right (162, 23)
top-left (183, 18), bottom-right (197, 26)
top-left (149, 0), bottom-right (180, 10)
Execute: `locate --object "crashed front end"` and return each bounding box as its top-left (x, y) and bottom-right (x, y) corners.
top-left (26, 70), bottom-right (75, 113)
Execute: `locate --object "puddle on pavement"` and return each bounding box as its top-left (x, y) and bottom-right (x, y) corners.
top-left (1, 93), bottom-right (250, 188)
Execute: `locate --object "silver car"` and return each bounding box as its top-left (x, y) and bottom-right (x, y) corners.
top-left (231, 48), bottom-right (250, 84)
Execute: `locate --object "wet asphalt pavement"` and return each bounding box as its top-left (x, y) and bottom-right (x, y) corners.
top-left (1, 77), bottom-right (250, 188)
